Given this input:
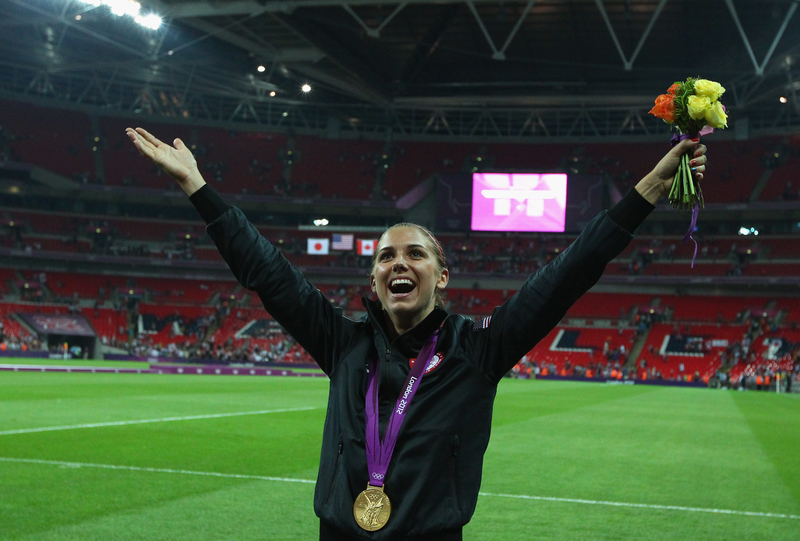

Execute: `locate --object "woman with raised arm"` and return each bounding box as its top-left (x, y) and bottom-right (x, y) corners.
top-left (126, 127), bottom-right (707, 541)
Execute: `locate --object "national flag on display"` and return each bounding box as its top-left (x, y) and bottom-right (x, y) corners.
top-left (357, 239), bottom-right (377, 256)
top-left (332, 233), bottom-right (354, 251)
top-left (307, 238), bottom-right (330, 255)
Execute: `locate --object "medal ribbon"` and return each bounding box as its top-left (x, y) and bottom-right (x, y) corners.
top-left (365, 330), bottom-right (440, 487)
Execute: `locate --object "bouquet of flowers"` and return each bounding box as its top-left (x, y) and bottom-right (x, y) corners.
top-left (649, 77), bottom-right (727, 210)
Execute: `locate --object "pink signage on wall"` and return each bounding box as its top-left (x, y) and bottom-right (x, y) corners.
top-left (471, 173), bottom-right (568, 232)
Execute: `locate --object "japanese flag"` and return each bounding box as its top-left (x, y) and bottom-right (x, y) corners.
top-left (357, 239), bottom-right (377, 256)
top-left (307, 238), bottom-right (330, 255)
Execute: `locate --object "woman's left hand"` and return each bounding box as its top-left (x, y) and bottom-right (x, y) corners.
top-left (636, 139), bottom-right (708, 205)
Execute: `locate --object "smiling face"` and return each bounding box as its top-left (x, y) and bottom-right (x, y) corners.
top-left (370, 226), bottom-right (449, 335)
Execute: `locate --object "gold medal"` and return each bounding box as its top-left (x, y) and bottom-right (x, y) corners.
top-left (353, 484), bottom-right (391, 531)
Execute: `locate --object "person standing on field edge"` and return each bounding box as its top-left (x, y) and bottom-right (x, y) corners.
top-left (127, 127), bottom-right (708, 541)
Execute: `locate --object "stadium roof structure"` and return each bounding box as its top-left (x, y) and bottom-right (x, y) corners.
top-left (2, 0), bottom-right (800, 141)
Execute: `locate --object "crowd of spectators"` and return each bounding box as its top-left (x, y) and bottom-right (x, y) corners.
top-left (0, 318), bottom-right (41, 353)
top-left (126, 328), bottom-right (313, 366)
top-left (2, 282), bottom-right (800, 389)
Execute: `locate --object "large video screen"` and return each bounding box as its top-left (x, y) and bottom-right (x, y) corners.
top-left (471, 173), bottom-right (568, 232)
top-left (436, 173), bottom-right (604, 234)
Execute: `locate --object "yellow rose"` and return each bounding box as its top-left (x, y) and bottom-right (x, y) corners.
top-left (694, 79), bottom-right (725, 101)
top-left (704, 100), bottom-right (728, 129)
top-left (687, 95), bottom-right (712, 119)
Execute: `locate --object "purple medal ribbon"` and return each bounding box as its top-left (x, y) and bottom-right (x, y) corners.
top-left (669, 131), bottom-right (692, 147)
top-left (683, 202), bottom-right (700, 268)
top-left (365, 330), bottom-right (440, 487)
top-left (670, 132), bottom-right (700, 268)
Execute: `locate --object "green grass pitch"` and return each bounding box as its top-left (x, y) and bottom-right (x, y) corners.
top-left (1, 371), bottom-right (798, 540)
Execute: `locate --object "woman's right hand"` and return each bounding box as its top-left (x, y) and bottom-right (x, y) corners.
top-left (126, 127), bottom-right (206, 196)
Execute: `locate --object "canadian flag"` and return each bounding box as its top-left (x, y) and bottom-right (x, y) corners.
top-left (307, 238), bottom-right (330, 255)
top-left (357, 239), bottom-right (377, 256)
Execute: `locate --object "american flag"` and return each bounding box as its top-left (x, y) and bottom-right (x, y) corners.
top-left (332, 233), bottom-right (354, 251)
top-left (471, 316), bottom-right (492, 331)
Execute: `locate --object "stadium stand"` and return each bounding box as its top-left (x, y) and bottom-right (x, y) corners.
top-left (753, 135), bottom-right (800, 202)
top-left (1, 99), bottom-right (784, 204)
top-left (0, 99), bottom-right (94, 183)
top-left (1, 98), bottom-right (798, 388)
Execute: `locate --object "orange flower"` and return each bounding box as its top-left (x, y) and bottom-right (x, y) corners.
top-left (649, 93), bottom-right (676, 123)
top-left (667, 83), bottom-right (680, 96)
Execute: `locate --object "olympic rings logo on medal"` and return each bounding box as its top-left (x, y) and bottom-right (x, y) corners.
top-left (371, 472), bottom-right (384, 480)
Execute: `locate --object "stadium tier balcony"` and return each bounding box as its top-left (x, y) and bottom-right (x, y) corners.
top-left (694, 140), bottom-right (764, 204)
top-left (0, 268), bottom-right (18, 294)
top-left (2, 97), bottom-right (789, 205)
top-left (194, 127), bottom-right (286, 196)
top-left (752, 135), bottom-right (800, 202)
top-left (290, 135), bottom-right (382, 199)
top-left (381, 141), bottom-right (464, 197)
top-left (443, 289), bottom-right (508, 314)
top-left (662, 294), bottom-right (771, 323)
top-left (634, 323), bottom-right (735, 381)
top-left (563, 292), bottom-right (653, 320)
top-left (3, 209), bottom-right (799, 286)
top-left (776, 298), bottom-right (800, 323)
top-left (80, 306), bottom-right (127, 341)
top-left (0, 301), bottom-right (90, 347)
top-left (131, 277), bottom-right (235, 304)
top-left (0, 302), bottom-right (37, 341)
top-left (525, 326), bottom-right (637, 376)
top-left (0, 316), bottom-right (28, 342)
top-left (34, 271), bottom-right (126, 300)
top-left (725, 326), bottom-right (800, 384)
top-left (761, 238), bottom-right (800, 258)
top-left (1, 99), bottom-right (94, 183)
top-left (744, 262), bottom-right (800, 277)
top-left (4, 210), bottom-right (74, 235)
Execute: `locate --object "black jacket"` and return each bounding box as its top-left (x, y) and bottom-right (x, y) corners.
top-left (190, 186), bottom-right (652, 540)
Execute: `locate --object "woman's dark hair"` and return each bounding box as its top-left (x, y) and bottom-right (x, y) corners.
top-left (370, 223), bottom-right (448, 308)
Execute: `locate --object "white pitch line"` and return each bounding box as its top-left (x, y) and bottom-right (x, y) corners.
top-left (0, 457), bottom-right (315, 484)
top-left (1, 457), bottom-right (797, 521)
top-left (0, 407), bottom-right (319, 436)
top-left (478, 492), bottom-right (800, 520)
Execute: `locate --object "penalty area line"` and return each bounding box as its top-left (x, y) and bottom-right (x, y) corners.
top-left (1, 457), bottom-right (797, 521)
top-left (0, 407), bottom-right (319, 436)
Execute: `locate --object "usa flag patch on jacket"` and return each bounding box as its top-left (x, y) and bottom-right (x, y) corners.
top-left (472, 316), bottom-right (491, 330)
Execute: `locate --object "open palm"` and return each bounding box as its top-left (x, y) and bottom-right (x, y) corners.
top-left (125, 127), bottom-right (200, 187)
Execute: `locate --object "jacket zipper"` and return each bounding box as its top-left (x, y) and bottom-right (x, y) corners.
top-left (326, 437), bottom-right (344, 504)
top-left (453, 434), bottom-right (461, 510)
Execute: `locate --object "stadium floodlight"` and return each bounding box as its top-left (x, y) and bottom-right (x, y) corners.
top-left (135, 13), bottom-right (162, 30)
top-left (104, 0), bottom-right (141, 17)
top-left (74, 0), bottom-right (163, 30)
